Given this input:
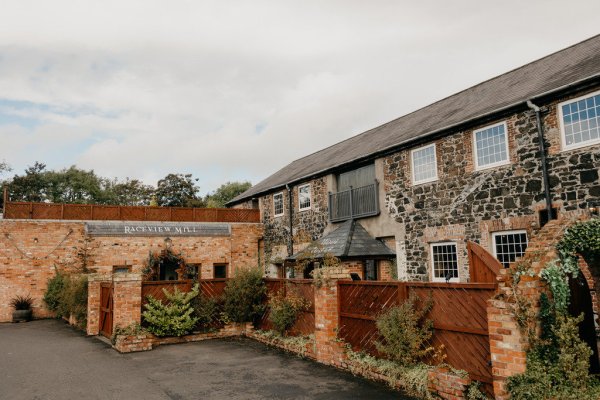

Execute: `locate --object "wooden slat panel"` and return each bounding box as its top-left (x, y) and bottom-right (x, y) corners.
top-left (3, 201), bottom-right (260, 223)
top-left (92, 205), bottom-right (121, 220)
top-left (62, 204), bottom-right (92, 220)
top-left (141, 280), bottom-right (192, 306)
top-left (337, 281), bottom-right (497, 385)
top-left (3, 202), bottom-right (32, 219)
top-left (258, 278), bottom-right (315, 336)
top-left (144, 207), bottom-right (171, 221)
top-left (32, 203), bottom-right (62, 219)
top-left (199, 279), bottom-right (228, 299)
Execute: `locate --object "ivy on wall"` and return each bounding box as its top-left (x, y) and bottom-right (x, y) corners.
top-left (507, 218), bottom-right (600, 399)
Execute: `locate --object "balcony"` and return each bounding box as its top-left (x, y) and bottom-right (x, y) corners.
top-left (328, 181), bottom-right (380, 222)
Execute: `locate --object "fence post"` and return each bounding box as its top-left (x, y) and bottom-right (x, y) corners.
top-left (112, 273), bottom-right (143, 332)
top-left (314, 273), bottom-right (349, 367)
top-left (397, 282), bottom-right (407, 304)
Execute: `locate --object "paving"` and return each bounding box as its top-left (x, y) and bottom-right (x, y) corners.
top-left (0, 319), bottom-right (415, 400)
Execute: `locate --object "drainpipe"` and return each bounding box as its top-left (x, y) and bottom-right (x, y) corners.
top-left (286, 184), bottom-right (294, 278)
top-left (527, 100), bottom-right (554, 221)
top-left (286, 184), bottom-right (294, 256)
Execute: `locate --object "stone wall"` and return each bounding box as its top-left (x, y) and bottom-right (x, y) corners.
top-left (0, 219), bottom-right (262, 322)
top-left (383, 87), bottom-right (600, 281)
top-left (259, 177), bottom-right (329, 265)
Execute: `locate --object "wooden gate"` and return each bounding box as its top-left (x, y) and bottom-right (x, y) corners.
top-left (467, 241), bottom-right (502, 283)
top-left (99, 283), bottom-right (113, 338)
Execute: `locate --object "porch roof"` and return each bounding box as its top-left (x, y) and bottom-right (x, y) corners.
top-left (287, 219), bottom-right (395, 260)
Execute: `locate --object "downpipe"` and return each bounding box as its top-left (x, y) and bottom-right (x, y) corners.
top-left (526, 100), bottom-right (554, 222)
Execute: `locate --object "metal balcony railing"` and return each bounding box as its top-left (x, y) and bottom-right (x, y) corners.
top-left (328, 181), bottom-right (380, 222)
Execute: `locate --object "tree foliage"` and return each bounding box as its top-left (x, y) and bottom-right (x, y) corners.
top-left (3, 162), bottom-right (252, 210)
top-left (205, 181), bottom-right (251, 208)
top-left (223, 267), bottom-right (266, 323)
top-left (155, 173), bottom-right (200, 207)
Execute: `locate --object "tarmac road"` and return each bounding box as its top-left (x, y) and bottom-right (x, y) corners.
top-left (0, 319), bottom-right (416, 400)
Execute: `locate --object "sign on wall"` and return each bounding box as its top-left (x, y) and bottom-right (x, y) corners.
top-left (85, 221), bottom-right (231, 237)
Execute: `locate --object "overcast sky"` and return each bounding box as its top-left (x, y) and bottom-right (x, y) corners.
top-left (1, 1), bottom-right (599, 194)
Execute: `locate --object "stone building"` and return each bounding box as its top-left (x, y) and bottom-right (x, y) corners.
top-left (229, 35), bottom-right (600, 282)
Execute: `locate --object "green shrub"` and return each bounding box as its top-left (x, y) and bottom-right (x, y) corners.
top-left (507, 313), bottom-right (600, 399)
top-left (60, 274), bottom-right (88, 326)
top-left (43, 272), bottom-right (88, 327)
top-left (44, 271), bottom-right (66, 313)
top-left (268, 288), bottom-right (309, 335)
top-left (223, 267), bottom-right (266, 323)
top-left (142, 284), bottom-right (199, 337)
top-left (375, 293), bottom-right (435, 366)
top-left (192, 293), bottom-right (220, 329)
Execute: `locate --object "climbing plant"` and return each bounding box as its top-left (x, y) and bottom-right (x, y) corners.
top-left (142, 249), bottom-right (187, 280)
top-left (507, 218), bottom-right (600, 399)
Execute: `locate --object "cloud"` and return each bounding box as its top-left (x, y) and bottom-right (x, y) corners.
top-left (0, 0), bottom-right (599, 193)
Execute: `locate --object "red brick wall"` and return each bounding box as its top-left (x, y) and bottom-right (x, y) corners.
top-left (0, 219), bottom-right (262, 322)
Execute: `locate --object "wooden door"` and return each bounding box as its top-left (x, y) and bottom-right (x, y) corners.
top-left (99, 283), bottom-right (113, 338)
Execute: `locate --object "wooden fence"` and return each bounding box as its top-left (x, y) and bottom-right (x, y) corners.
top-left (199, 279), bottom-right (228, 298)
top-left (141, 280), bottom-right (193, 306)
top-left (258, 278), bottom-right (315, 336)
top-left (338, 280), bottom-right (497, 385)
top-left (3, 201), bottom-right (260, 223)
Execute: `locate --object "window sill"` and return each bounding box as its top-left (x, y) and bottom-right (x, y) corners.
top-left (412, 177), bottom-right (438, 186)
top-left (474, 160), bottom-right (510, 172)
top-left (561, 139), bottom-right (600, 152)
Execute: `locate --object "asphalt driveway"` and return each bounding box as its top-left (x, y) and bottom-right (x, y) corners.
top-left (0, 320), bottom-right (413, 400)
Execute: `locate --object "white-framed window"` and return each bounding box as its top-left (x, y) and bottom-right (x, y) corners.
top-left (298, 184), bottom-right (311, 211)
top-left (411, 144), bottom-right (438, 185)
top-left (273, 192), bottom-right (284, 217)
top-left (473, 122), bottom-right (510, 170)
top-left (492, 230), bottom-right (528, 268)
top-left (430, 242), bottom-right (459, 282)
top-left (559, 90), bottom-right (600, 151)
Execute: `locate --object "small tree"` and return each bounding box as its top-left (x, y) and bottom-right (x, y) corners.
top-left (142, 284), bottom-right (199, 337)
top-left (375, 293), bottom-right (435, 366)
top-left (192, 293), bottom-right (220, 330)
top-left (223, 267), bottom-right (266, 323)
top-left (268, 287), bottom-right (309, 335)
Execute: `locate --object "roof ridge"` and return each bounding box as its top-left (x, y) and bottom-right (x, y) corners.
top-left (275, 34), bottom-right (600, 168)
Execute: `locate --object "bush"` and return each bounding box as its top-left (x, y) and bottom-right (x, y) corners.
top-left (142, 284), bottom-right (199, 337)
top-left (44, 271), bottom-right (66, 313)
top-left (60, 274), bottom-right (88, 325)
top-left (375, 293), bottom-right (435, 366)
top-left (268, 288), bottom-right (309, 335)
top-left (43, 272), bottom-right (88, 327)
top-left (223, 267), bottom-right (266, 323)
top-left (192, 293), bottom-right (220, 329)
top-left (507, 313), bottom-right (600, 399)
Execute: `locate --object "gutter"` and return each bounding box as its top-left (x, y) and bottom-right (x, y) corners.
top-left (229, 74), bottom-right (600, 205)
top-left (526, 100), bottom-right (554, 222)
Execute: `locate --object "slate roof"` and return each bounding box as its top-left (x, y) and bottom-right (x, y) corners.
top-left (230, 35), bottom-right (600, 205)
top-left (288, 219), bottom-right (396, 260)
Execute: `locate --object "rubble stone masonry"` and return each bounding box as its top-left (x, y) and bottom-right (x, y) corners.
top-left (383, 90), bottom-right (600, 281)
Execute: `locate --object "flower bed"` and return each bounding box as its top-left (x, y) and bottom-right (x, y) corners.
top-left (112, 322), bottom-right (253, 353)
